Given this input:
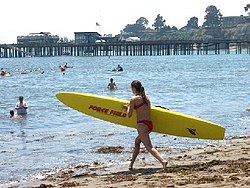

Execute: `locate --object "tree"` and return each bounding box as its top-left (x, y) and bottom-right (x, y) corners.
top-left (160, 25), bottom-right (172, 33)
top-left (186, 17), bottom-right (199, 29)
top-left (171, 26), bottom-right (178, 31)
top-left (152, 14), bottom-right (166, 32)
top-left (136, 17), bottom-right (149, 27)
top-left (123, 24), bottom-right (145, 33)
top-left (203, 5), bottom-right (222, 27)
top-left (123, 17), bottom-right (148, 33)
top-left (244, 4), bottom-right (250, 16)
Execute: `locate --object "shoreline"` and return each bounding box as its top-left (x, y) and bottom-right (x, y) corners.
top-left (9, 136), bottom-right (250, 188)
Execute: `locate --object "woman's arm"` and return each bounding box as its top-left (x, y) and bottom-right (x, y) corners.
top-left (122, 98), bottom-right (135, 118)
top-left (15, 103), bottom-right (20, 109)
top-left (23, 104), bottom-right (28, 109)
top-left (127, 98), bottom-right (135, 118)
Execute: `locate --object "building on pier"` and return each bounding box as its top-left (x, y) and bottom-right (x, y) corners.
top-left (17, 32), bottom-right (59, 45)
top-left (74, 32), bottom-right (101, 44)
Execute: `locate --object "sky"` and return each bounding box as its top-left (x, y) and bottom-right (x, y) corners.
top-left (0, 0), bottom-right (249, 43)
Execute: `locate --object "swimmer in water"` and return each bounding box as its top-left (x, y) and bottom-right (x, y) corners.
top-left (107, 78), bottom-right (117, 90)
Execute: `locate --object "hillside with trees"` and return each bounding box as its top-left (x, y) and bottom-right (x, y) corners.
top-left (120, 5), bottom-right (250, 41)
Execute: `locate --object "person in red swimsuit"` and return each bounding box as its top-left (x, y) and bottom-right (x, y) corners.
top-left (123, 80), bottom-right (167, 170)
top-left (1, 68), bottom-right (7, 76)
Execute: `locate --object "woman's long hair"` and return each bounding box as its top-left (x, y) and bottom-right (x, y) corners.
top-left (131, 80), bottom-right (148, 105)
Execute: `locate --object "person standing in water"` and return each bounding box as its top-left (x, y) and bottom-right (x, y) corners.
top-left (107, 78), bottom-right (117, 90)
top-left (123, 80), bottom-right (167, 170)
top-left (15, 96), bottom-right (28, 115)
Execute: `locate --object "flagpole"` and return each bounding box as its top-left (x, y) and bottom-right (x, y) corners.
top-left (96, 22), bottom-right (101, 35)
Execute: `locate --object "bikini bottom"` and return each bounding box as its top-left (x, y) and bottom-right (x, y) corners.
top-left (137, 120), bottom-right (153, 133)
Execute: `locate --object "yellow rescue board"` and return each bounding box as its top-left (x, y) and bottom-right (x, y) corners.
top-left (56, 92), bottom-right (225, 140)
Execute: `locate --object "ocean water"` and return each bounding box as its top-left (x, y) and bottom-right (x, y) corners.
top-left (0, 54), bottom-right (249, 185)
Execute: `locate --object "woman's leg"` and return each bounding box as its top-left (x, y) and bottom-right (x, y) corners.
top-left (129, 136), bottom-right (141, 170)
top-left (137, 123), bottom-right (168, 168)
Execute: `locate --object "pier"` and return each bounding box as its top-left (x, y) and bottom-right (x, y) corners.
top-left (0, 39), bottom-right (249, 58)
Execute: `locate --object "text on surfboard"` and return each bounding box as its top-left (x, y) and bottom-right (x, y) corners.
top-left (88, 105), bottom-right (126, 117)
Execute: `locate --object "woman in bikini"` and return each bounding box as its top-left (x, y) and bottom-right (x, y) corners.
top-left (123, 80), bottom-right (167, 170)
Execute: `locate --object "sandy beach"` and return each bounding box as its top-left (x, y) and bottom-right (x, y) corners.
top-left (10, 136), bottom-right (249, 188)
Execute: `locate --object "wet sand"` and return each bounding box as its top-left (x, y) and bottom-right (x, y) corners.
top-left (12, 136), bottom-right (250, 188)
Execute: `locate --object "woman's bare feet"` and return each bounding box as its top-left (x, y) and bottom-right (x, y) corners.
top-left (162, 161), bottom-right (168, 170)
